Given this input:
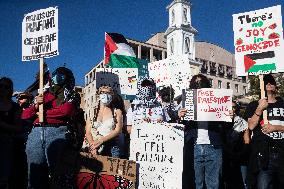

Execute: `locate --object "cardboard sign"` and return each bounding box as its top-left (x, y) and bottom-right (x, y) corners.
top-left (51, 150), bottom-right (136, 189)
top-left (96, 68), bottom-right (139, 98)
top-left (129, 122), bottom-right (184, 189)
top-left (149, 55), bottom-right (192, 95)
top-left (233, 5), bottom-right (284, 76)
top-left (184, 88), bottom-right (232, 122)
top-left (22, 7), bottom-right (59, 61)
top-left (77, 153), bottom-right (136, 189)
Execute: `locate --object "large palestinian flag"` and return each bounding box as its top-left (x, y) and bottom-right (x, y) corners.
top-left (104, 32), bottom-right (140, 68)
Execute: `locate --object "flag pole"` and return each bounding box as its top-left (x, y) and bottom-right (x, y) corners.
top-left (103, 32), bottom-right (106, 68)
top-left (259, 74), bottom-right (268, 124)
top-left (39, 58), bottom-right (44, 123)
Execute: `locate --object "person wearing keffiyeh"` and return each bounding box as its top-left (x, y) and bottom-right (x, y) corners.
top-left (126, 77), bottom-right (164, 134)
top-left (22, 67), bottom-right (77, 189)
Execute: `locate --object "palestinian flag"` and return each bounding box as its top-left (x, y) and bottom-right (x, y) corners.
top-left (104, 32), bottom-right (140, 68)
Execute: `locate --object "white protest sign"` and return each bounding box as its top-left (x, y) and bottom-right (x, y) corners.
top-left (149, 55), bottom-right (192, 95)
top-left (96, 68), bottom-right (139, 96)
top-left (129, 122), bottom-right (184, 189)
top-left (184, 88), bottom-right (232, 122)
top-left (22, 7), bottom-right (59, 61)
top-left (233, 5), bottom-right (284, 76)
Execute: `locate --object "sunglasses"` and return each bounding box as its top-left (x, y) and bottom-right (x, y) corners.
top-left (18, 96), bottom-right (28, 100)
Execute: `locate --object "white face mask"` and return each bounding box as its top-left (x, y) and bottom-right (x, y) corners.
top-left (99, 94), bottom-right (112, 105)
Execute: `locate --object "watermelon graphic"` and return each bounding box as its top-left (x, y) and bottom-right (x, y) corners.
top-left (236, 38), bottom-right (243, 45)
top-left (268, 32), bottom-right (280, 39)
top-left (268, 23), bottom-right (277, 30)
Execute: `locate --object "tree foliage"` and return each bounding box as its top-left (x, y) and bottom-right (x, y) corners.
top-left (248, 73), bottom-right (284, 99)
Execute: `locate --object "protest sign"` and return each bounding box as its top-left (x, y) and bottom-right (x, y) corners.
top-left (77, 153), bottom-right (136, 189)
top-left (149, 55), bottom-right (196, 95)
top-left (22, 7), bottom-right (59, 61)
top-left (96, 64), bottom-right (148, 100)
top-left (52, 150), bottom-right (136, 189)
top-left (233, 5), bottom-right (284, 76)
top-left (184, 88), bottom-right (232, 122)
top-left (129, 122), bottom-right (184, 189)
top-left (96, 68), bottom-right (139, 97)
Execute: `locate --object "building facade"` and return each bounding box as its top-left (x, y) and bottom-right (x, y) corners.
top-left (83, 0), bottom-right (248, 120)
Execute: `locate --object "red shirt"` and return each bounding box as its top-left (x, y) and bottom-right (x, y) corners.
top-left (21, 92), bottom-right (75, 125)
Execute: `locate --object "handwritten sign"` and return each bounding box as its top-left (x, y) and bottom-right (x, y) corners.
top-left (51, 151), bottom-right (136, 189)
top-left (233, 5), bottom-right (284, 76)
top-left (77, 153), bottom-right (136, 189)
top-left (149, 55), bottom-right (193, 95)
top-left (96, 68), bottom-right (139, 98)
top-left (22, 7), bottom-right (59, 61)
top-left (129, 122), bottom-right (184, 189)
top-left (184, 88), bottom-right (232, 122)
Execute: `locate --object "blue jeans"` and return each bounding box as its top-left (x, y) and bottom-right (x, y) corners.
top-left (26, 126), bottom-right (68, 189)
top-left (257, 151), bottom-right (284, 189)
top-left (194, 144), bottom-right (222, 189)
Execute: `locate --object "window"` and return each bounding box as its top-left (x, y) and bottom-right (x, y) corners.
top-left (218, 80), bottom-right (222, 89)
top-left (183, 8), bottom-right (187, 23)
top-left (170, 38), bottom-right (174, 54)
top-left (209, 79), bottom-right (213, 87)
top-left (171, 10), bottom-right (175, 25)
top-left (243, 86), bottom-right (247, 94)
top-left (235, 84), bottom-right (239, 93)
top-left (184, 37), bottom-right (190, 54)
top-left (227, 82), bottom-right (231, 89)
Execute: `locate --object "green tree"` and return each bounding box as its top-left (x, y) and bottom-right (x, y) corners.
top-left (248, 73), bottom-right (284, 99)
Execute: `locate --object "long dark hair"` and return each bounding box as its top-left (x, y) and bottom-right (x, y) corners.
top-left (189, 74), bottom-right (211, 89)
top-left (0, 77), bottom-right (13, 99)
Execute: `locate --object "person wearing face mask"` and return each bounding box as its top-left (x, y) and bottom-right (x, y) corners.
top-left (22, 67), bottom-right (77, 189)
top-left (83, 85), bottom-right (123, 157)
top-left (158, 86), bottom-right (179, 123)
top-left (126, 77), bottom-right (164, 134)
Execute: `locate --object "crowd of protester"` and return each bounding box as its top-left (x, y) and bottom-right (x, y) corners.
top-left (0, 66), bottom-right (283, 189)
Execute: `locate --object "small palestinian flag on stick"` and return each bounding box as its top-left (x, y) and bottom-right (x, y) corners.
top-left (104, 32), bottom-right (140, 68)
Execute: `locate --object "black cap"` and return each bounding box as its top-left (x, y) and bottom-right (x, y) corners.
top-left (263, 74), bottom-right (276, 86)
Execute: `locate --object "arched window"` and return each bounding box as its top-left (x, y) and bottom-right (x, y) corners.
top-left (171, 10), bottom-right (175, 25)
top-left (183, 8), bottom-right (187, 23)
top-left (170, 38), bottom-right (174, 54)
top-left (185, 37), bottom-right (190, 54)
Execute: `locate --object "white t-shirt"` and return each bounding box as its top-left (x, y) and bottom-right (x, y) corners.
top-left (196, 122), bottom-right (210, 144)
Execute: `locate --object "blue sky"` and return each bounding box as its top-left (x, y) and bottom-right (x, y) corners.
top-left (0, 0), bottom-right (283, 91)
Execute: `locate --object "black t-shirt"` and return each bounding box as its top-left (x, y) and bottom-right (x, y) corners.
top-left (245, 99), bottom-right (284, 145)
